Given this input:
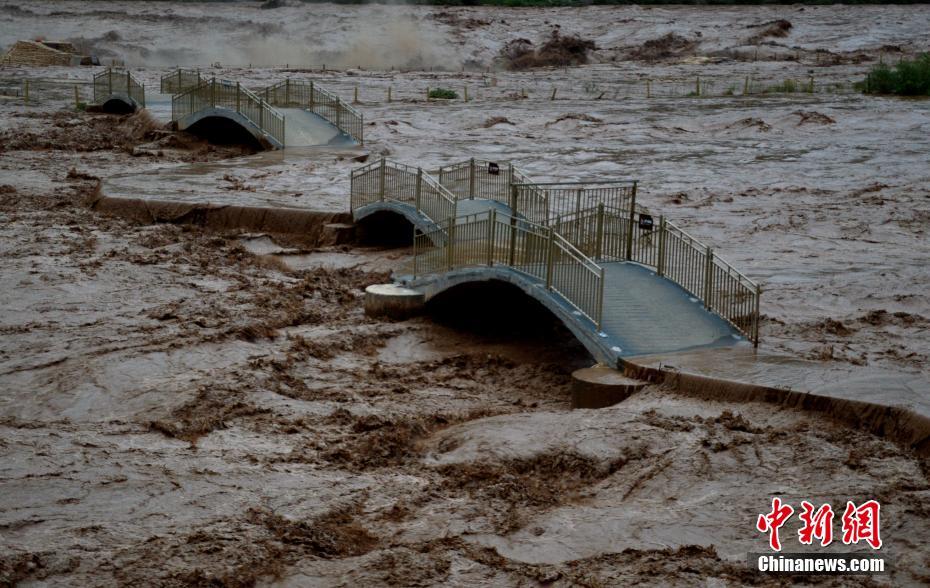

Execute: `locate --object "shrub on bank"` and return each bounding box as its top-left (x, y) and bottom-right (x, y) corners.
top-left (428, 88), bottom-right (459, 99)
top-left (859, 54), bottom-right (930, 96)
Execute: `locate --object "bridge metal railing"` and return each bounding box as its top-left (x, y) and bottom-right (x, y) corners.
top-left (160, 68), bottom-right (201, 95)
top-left (171, 78), bottom-right (286, 147)
top-left (350, 158), bottom-right (456, 226)
top-left (413, 209), bottom-right (605, 327)
top-left (261, 79), bottom-right (364, 145)
top-left (93, 68), bottom-right (145, 107)
top-left (512, 180), bottom-right (638, 227)
top-left (434, 158), bottom-right (528, 202)
top-left (546, 203), bottom-right (760, 344)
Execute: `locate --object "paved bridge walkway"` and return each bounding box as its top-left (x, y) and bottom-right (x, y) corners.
top-left (353, 158), bottom-right (760, 367)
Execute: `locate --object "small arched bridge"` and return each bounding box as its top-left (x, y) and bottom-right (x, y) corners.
top-left (351, 158), bottom-right (761, 367)
top-left (170, 75), bottom-right (363, 149)
top-left (93, 69), bottom-right (145, 113)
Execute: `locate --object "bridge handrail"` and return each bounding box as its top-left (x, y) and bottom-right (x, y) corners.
top-left (261, 79), bottom-right (364, 145)
top-left (413, 210), bottom-right (604, 327)
top-left (171, 78), bottom-right (286, 147)
top-left (551, 204), bottom-right (760, 344)
top-left (93, 68), bottom-right (145, 107)
top-left (160, 68), bottom-right (201, 95)
top-left (350, 158), bottom-right (456, 226)
top-left (512, 180), bottom-right (637, 227)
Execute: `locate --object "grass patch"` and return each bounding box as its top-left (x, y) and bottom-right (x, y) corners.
top-left (859, 53), bottom-right (930, 96)
top-left (428, 88), bottom-right (459, 100)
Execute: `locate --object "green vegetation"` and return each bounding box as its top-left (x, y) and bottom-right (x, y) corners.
top-left (859, 54), bottom-right (930, 96)
top-left (764, 79), bottom-right (798, 94)
top-left (428, 88), bottom-right (459, 100)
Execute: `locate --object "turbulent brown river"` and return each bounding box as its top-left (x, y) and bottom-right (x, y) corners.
top-left (1, 2), bottom-right (929, 586)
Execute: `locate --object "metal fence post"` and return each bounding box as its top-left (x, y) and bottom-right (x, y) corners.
top-left (108, 68), bottom-right (113, 95)
top-left (625, 181), bottom-right (637, 260)
top-left (753, 284), bottom-right (762, 347)
top-left (415, 168), bottom-right (422, 212)
top-left (468, 157), bottom-right (476, 199)
top-left (508, 185), bottom-right (518, 266)
top-left (336, 102), bottom-right (341, 130)
top-left (211, 77), bottom-right (216, 107)
top-left (596, 267), bottom-right (605, 329)
top-left (236, 82), bottom-right (240, 112)
top-left (379, 158), bottom-right (386, 201)
top-left (657, 216), bottom-right (667, 276)
top-left (487, 208), bottom-right (496, 266)
top-left (545, 228), bottom-right (555, 289)
top-left (594, 203), bottom-right (605, 259)
top-left (285, 78), bottom-right (290, 105)
top-left (126, 71), bottom-right (131, 97)
top-left (703, 246), bottom-right (714, 309)
top-left (309, 81), bottom-right (315, 110)
top-left (412, 228), bottom-right (418, 279)
top-left (447, 218), bottom-right (455, 271)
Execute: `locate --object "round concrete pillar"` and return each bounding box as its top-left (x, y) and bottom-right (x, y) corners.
top-left (571, 365), bottom-right (646, 409)
top-left (364, 284), bottom-right (425, 320)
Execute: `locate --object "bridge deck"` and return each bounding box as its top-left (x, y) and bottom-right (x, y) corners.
top-left (598, 262), bottom-right (738, 356)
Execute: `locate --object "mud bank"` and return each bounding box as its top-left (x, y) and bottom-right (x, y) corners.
top-left (90, 194), bottom-right (352, 243)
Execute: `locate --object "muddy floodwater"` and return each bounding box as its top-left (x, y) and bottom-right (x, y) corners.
top-left (2, 2), bottom-right (930, 586)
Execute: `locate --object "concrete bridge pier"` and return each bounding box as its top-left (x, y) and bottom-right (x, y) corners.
top-left (364, 284), bottom-right (425, 319)
top-left (571, 365), bottom-right (647, 409)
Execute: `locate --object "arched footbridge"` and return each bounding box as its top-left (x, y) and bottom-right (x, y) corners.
top-left (170, 75), bottom-right (363, 149)
top-left (94, 68), bottom-right (363, 149)
top-left (93, 69), bottom-right (145, 114)
top-left (351, 158), bottom-right (761, 367)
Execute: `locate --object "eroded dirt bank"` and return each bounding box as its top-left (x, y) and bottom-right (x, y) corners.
top-left (0, 108), bottom-right (929, 586)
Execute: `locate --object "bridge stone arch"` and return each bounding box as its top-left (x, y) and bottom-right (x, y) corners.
top-left (176, 108), bottom-right (281, 150)
top-left (406, 267), bottom-right (618, 366)
top-left (353, 202), bottom-right (443, 242)
top-left (100, 93), bottom-right (139, 114)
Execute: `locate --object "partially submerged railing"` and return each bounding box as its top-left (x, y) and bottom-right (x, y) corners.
top-left (350, 158), bottom-right (455, 226)
top-left (171, 78), bottom-right (286, 147)
top-left (413, 210), bottom-right (605, 327)
top-left (160, 68), bottom-right (201, 95)
top-left (93, 68), bottom-right (145, 107)
top-left (261, 79), bottom-right (364, 145)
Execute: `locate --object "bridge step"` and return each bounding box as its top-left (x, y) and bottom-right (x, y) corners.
top-left (571, 365), bottom-right (647, 409)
